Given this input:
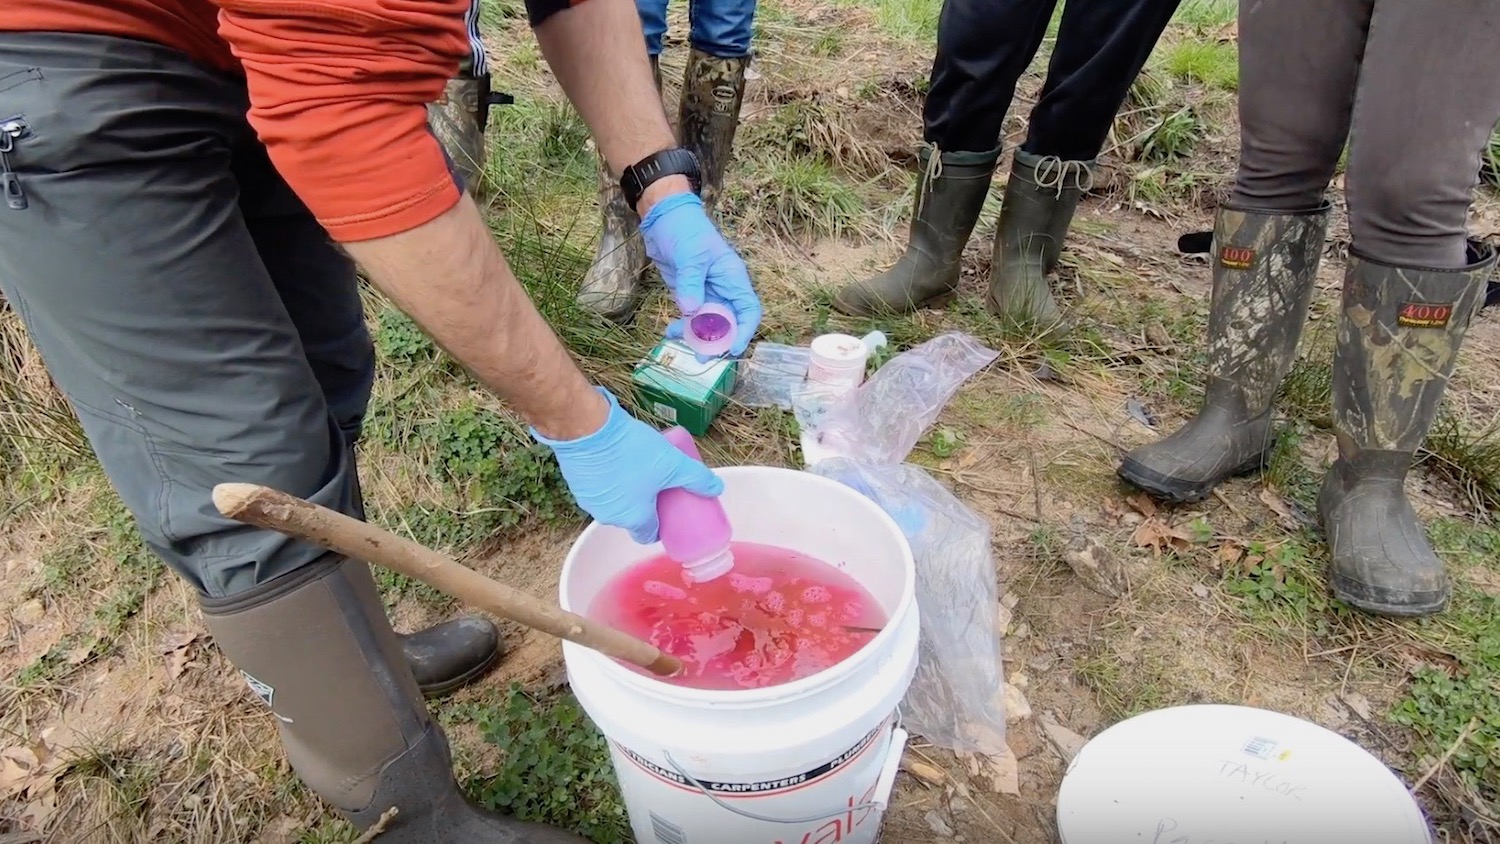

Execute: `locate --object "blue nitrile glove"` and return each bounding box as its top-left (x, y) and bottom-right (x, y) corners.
top-left (640, 192), bottom-right (762, 358)
top-left (532, 387), bottom-right (724, 544)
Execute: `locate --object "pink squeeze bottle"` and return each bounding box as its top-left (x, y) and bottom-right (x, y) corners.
top-left (656, 426), bottom-right (735, 583)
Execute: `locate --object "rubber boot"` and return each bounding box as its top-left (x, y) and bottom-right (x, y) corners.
top-left (1036, 154), bottom-right (1094, 275)
top-left (1118, 202), bottom-right (1331, 502)
top-left (1319, 241), bottom-right (1496, 617)
top-left (428, 73), bottom-right (492, 194)
top-left (578, 58), bottom-right (661, 321)
top-left (200, 556), bottom-right (590, 843)
top-left (348, 446), bottom-right (500, 698)
top-left (679, 49), bottom-right (749, 213)
top-left (986, 150), bottom-right (1092, 327)
top-left (833, 146), bottom-right (1000, 316)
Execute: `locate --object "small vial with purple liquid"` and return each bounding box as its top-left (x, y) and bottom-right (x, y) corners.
top-left (681, 301), bottom-right (737, 359)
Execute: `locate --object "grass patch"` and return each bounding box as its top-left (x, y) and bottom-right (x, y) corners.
top-left (1172, 0), bottom-right (1237, 29)
top-left (837, 0), bottom-right (940, 42)
top-left (14, 494), bottom-right (161, 691)
top-left (1162, 41), bottom-right (1239, 91)
top-left (458, 684), bottom-right (631, 843)
top-left (1420, 416), bottom-right (1500, 513)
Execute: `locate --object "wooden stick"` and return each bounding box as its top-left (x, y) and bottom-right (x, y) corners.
top-left (212, 483), bottom-right (681, 677)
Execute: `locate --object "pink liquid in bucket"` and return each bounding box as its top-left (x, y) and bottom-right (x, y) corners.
top-left (587, 541), bottom-right (887, 690)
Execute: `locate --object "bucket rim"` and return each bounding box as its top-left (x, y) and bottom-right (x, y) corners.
top-left (559, 465), bottom-right (917, 708)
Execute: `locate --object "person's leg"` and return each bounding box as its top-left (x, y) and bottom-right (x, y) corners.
top-left (988, 0), bottom-right (1181, 326)
top-left (236, 144), bottom-right (502, 697)
top-left (428, 0), bottom-right (496, 193)
top-left (833, 0), bottom-right (1055, 316)
top-left (1319, 0), bottom-right (1500, 616)
top-left (1119, 0), bottom-right (1369, 501)
top-left (578, 53), bottom-right (662, 322)
top-left (679, 0), bottom-right (756, 208)
top-left (0, 33), bottom-right (581, 843)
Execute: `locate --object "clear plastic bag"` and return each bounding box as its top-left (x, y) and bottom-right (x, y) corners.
top-left (799, 332), bottom-right (999, 465)
top-left (803, 332), bottom-right (1007, 756)
top-left (733, 342), bottom-right (812, 410)
top-left (811, 459), bottom-right (1006, 755)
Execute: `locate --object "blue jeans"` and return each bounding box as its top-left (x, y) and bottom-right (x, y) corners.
top-left (638, 0), bottom-right (757, 57)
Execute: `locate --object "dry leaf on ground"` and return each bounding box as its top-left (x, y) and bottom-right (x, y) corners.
top-left (1125, 493), bottom-right (1158, 518)
top-left (1130, 517), bottom-right (1198, 555)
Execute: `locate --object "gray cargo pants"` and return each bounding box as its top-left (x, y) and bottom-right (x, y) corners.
top-left (1231, 0), bottom-right (1500, 269)
top-left (0, 33), bottom-right (375, 598)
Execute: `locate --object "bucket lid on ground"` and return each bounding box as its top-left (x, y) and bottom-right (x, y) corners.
top-left (1056, 704), bottom-right (1430, 844)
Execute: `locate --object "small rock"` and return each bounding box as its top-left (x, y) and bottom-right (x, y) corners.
top-left (13, 599), bottom-right (45, 626)
top-left (1342, 692), bottom-right (1373, 721)
top-left (1063, 534), bottom-right (1129, 597)
top-left (1004, 682), bottom-right (1032, 723)
top-left (1002, 592), bottom-right (1020, 610)
top-left (1040, 712), bottom-right (1088, 761)
top-left (925, 810), bottom-right (956, 838)
top-left (997, 600), bottom-right (1013, 633)
top-left (1028, 654), bottom-right (1056, 674)
top-left (1010, 621), bottom-right (1031, 641)
top-left (1191, 583), bottom-right (1211, 600)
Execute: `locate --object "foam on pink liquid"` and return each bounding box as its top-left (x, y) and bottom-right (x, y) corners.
top-left (587, 541), bottom-right (887, 691)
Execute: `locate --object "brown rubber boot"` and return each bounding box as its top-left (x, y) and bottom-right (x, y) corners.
top-left (578, 58), bottom-right (662, 321)
top-left (679, 49), bottom-right (749, 212)
top-left (1118, 202), bottom-right (1331, 502)
top-left (1319, 241), bottom-right (1497, 617)
top-left (833, 146), bottom-right (1000, 317)
top-left (200, 556), bottom-right (589, 843)
top-left (428, 74), bottom-right (490, 194)
top-left (347, 447), bottom-right (500, 698)
top-left (986, 150), bottom-right (1092, 327)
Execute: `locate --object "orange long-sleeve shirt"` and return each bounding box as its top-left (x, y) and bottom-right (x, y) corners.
top-left (4, 0), bottom-right (573, 242)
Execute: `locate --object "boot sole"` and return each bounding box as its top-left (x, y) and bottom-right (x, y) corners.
top-left (419, 646), bottom-right (502, 699)
top-left (1330, 573), bottom-right (1448, 618)
top-left (1116, 446), bottom-right (1273, 504)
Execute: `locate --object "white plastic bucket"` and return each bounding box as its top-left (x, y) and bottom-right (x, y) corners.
top-left (561, 466), bottom-right (919, 844)
top-left (1057, 704), bottom-right (1432, 844)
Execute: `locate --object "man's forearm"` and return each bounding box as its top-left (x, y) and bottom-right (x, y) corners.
top-left (533, 0), bottom-right (693, 213)
top-left (343, 194), bottom-right (608, 441)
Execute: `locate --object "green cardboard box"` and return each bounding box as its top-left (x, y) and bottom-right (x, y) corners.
top-left (631, 339), bottom-right (739, 435)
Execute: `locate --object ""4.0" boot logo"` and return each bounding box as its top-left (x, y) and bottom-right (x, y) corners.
top-left (1398, 302), bottom-right (1455, 328)
top-left (1219, 245), bottom-right (1255, 270)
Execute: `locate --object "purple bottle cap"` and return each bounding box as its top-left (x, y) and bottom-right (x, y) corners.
top-left (681, 302), bottom-right (736, 358)
top-left (689, 311), bottom-right (733, 343)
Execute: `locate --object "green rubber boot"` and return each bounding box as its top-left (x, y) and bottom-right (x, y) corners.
top-left (1319, 241), bottom-right (1497, 617)
top-left (833, 146), bottom-right (999, 316)
top-left (985, 150), bottom-right (1093, 327)
top-left (578, 59), bottom-right (662, 321)
top-left (1118, 202), bottom-right (1330, 502)
top-left (679, 49), bottom-right (750, 213)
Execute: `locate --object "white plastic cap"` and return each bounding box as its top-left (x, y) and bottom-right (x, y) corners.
top-left (682, 546), bottom-right (735, 583)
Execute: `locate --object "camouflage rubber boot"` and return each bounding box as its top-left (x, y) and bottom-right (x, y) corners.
top-left (427, 74), bottom-right (489, 194)
top-left (679, 49), bottom-right (749, 212)
top-left (1118, 202), bottom-right (1330, 502)
top-left (578, 58), bottom-right (662, 321)
top-left (833, 146), bottom-right (1000, 317)
top-left (1318, 241), bottom-right (1497, 617)
top-left (985, 150), bottom-right (1091, 327)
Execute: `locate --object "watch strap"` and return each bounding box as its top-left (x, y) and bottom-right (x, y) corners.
top-left (620, 147), bottom-right (702, 210)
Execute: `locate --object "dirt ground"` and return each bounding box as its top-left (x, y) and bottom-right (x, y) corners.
top-left (4, 0), bottom-right (1500, 842)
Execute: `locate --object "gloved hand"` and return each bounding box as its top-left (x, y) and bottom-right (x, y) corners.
top-left (532, 387), bottom-right (724, 544)
top-left (640, 192), bottom-right (762, 357)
